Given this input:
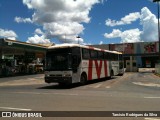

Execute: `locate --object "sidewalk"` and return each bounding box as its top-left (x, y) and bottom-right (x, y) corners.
top-left (0, 74), bottom-right (45, 86)
top-left (138, 68), bottom-right (155, 73)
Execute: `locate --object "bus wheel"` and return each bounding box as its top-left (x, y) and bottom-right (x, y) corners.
top-left (80, 73), bottom-right (87, 85)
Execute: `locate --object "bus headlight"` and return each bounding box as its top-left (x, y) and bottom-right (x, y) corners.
top-left (45, 74), bottom-right (50, 77)
top-left (63, 74), bottom-right (71, 77)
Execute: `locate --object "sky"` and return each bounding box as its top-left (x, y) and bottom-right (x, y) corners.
top-left (0, 0), bottom-right (159, 45)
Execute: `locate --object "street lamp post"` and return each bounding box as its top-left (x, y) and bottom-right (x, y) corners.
top-left (153, 0), bottom-right (160, 60)
top-left (76, 36), bottom-right (81, 44)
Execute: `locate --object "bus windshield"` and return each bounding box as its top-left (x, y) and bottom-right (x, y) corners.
top-left (45, 49), bottom-right (72, 71)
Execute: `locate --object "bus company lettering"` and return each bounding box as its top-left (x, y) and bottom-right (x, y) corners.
top-left (11, 112), bottom-right (42, 118)
top-left (88, 60), bottom-right (108, 80)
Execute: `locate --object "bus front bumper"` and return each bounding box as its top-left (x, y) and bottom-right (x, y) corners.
top-left (45, 76), bottom-right (72, 84)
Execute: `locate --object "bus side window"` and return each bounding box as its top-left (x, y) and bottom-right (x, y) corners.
top-left (90, 50), bottom-right (98, 59)
top-left (115, 54), bottom-right (118, 61)
top-left (121, 55), bottom-right (123, 60)
top-left (98, 51), bottom-right (104, 59)
top-left (82, 48), bottom-right (90, 59)
top-left (104, 52), bottom-right (109, 60)
top-left (108, 53), bottom-right (111, 60)
top-left (119, 54), bottom-right (122, 60)
top-left (110, 53), bottom-right (114, 61)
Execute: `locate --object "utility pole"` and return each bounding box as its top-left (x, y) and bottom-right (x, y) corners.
top-left (76, 36), bottom-right (81, 44)
top-left (153, 0), bottom-right (160, 60)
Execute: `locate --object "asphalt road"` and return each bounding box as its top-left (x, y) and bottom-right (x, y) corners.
top-left (0, 70), bottom-right (160, 120)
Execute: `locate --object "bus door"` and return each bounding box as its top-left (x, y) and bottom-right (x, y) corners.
top-left (71, 48), bottom-right (81, 83)
top-left (71, 55), bottom-right (79, 83)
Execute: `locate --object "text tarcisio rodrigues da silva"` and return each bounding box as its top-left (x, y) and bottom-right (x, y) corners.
top-left (112, 112), bottom-right (158, 117)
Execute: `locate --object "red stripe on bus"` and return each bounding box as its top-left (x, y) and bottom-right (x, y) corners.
top-left (88, 60), bottom-right (108, 80)
top-left (89, 46), bottom-right (94, 50)
top-left (88, 60), bottom-right (93, 80)
top-left (104, 60), bottom-right (108, 77)
top-left (95, 60), bottom-right (102, 79)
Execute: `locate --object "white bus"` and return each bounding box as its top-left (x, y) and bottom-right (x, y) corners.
top-left (44, 44), bottom-right (124, 85)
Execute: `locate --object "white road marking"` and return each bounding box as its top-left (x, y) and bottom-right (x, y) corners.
top-left (52, 92), bottom-right (78, 96)
top-left (12, 92), bottom-right (78, 96)
top-left (93, 84), bottom-right (102, 88)
top-left (105, 86), bottom-right (111, 88)
top-left (89, 84), bottom-right (102, 88)
top-left (145, 118), bottom-right (160, 120)
top-left (144, 97), bottom-right (160, 99)
top-left (133, 82), bottom-right (160, 87)
top-left (0, 107), bottom-right (31, 111)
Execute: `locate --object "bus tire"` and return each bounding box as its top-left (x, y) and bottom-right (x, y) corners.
top-left (80, 73), bottom-right (87, 85)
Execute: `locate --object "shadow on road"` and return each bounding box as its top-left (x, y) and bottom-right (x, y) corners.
top-left (38, 77), bottom-right (115, 90)
top-left (38, 83), bottom-right (80, 89)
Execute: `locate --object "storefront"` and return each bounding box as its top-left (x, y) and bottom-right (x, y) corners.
top-left (90, 41), bottom-right (159, 68)
top-left (0, 38), bottom-right (47, 77)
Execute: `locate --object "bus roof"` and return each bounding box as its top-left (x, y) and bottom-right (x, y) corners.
top-left (48, 44), bottom-right (122, 54)
top-left (111, 51), bottom-right (123, 54)
top-left (48, 43), bottom-right (85, 49)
